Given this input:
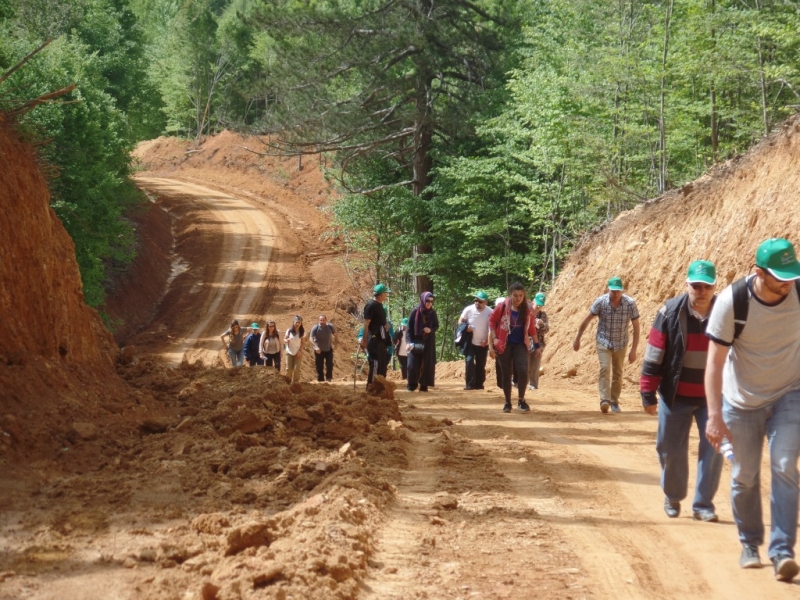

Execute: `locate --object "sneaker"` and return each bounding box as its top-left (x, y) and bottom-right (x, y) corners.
top-left (664, 497), bottom-right (680, 518)
top-left (503, 402), bottom-right (512, 413)
top-left (740, 544), bottom-right (762, 569)
top-left (610, 403), bottom-right (621, 413)
top-left (692, 510), bottom-right (719, 523)
top-left (528, 384), bottom-right (537, 391)
top-left (518, 400), bottom-right (531, 412)
top-left (600, 401), bottom-right (610, 414)
top-left (773, 555), bottom-right (799, 582)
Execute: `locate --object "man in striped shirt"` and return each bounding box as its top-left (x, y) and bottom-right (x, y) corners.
top-left (640, 260), bottom-right (722, 522)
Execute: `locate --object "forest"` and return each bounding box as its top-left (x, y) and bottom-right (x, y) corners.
top-left (1, 0), bottom-right (799, 323)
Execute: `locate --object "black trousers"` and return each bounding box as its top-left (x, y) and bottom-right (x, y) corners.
top-left (264, 353), bottom-right (281, 371)
top-left (366, 338), bottom-right (389, 384)
top-left (315, 349), bottom-right (333, 381)
top-left (247, 357), bottom-right (264, 366)
top-left (464, 344), bottom-right (488, 389)
top-left (497, 343), bottom-right (529, 403)
top-left (397, 354), bottom-right (408, 379)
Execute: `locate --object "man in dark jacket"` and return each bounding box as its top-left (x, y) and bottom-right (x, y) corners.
top-left (244, 322), bottom-right (264, 367)
top-left (640, 260), bottom-right (722, 522)
top-left (361, 283), bottom-right (391, 385)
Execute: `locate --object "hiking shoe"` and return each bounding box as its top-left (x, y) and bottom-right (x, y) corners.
top-left (518, 400), bottom-right (531, 412)
top-left (664, 497), bottom-right (680, 518)
top-left (773, 555), bottom-right (799, 582)
top-left (610, 403), bottom-right (621, 413)
top-left (600, 401), bottom-right (610, 414)
top-left (503, 402), bottom-right (512, 413)
top-left (692, 510), bottom-right (719, 523)
top-left (740, 544), bottom-right (762, 569)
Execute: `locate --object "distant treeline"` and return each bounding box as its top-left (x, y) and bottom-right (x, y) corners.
top-left (2, 0), bottom-right (798, 331)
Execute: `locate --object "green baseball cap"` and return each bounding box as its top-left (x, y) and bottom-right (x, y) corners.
top-left (534, 292), bottom-right (546, 306)
top-left (607, 277), bottom-right (624, 291)
top-left (401, 318), bottom-right (409, 326)
top-left (686, 260), bottom-right (716, 284)
top-left (474, 290), bottom-right (489, 301)
top-left (756, 238), bottom-right (800, 281)
top-left (251, 322), bottom-right (259, 329)
top-left (373, 283), bottom-right (391, 294)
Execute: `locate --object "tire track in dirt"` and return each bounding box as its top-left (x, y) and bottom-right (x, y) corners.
top-left (133, 177), bottom-right (280, 365)
top-left (397, 380), bottom-right (800, 599)
top-left (363, 401), bottom-right (591, 599)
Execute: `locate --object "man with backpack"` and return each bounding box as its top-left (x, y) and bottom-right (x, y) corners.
top-left (310, 315), bottom-right (336, 382)
top-left (705, 238), bottom-right (800, 582)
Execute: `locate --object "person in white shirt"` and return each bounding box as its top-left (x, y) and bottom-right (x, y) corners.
top-left (459, 291), bottom-right (492, 390)
top-left (284, 316), bottom-right (306, 383)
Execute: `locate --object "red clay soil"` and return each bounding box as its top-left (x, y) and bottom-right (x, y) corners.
top-left (5, 122), bottom-right (800, 599)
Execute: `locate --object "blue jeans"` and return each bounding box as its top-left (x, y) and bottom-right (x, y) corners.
top-left (723, 390), bottom-right (800, 559)
top-left (227, 348), bottom-right (244, 367)
top-left (657, 399), bottom-right (722, 512)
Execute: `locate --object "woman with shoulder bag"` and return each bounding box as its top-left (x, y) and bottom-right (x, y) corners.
top-left (489, 282), bottom-right (540, 413)
top-left (406, 292), bottom-right (439, 392)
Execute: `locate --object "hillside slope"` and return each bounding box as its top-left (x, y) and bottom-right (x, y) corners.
top-left (545, 115), bottom-right (800, 387)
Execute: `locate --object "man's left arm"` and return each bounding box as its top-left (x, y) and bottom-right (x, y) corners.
top-left (629, 317), bottom-right (640, 364)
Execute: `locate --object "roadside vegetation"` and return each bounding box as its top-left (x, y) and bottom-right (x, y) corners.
top-left (1, 0), bottom-right (799, 329)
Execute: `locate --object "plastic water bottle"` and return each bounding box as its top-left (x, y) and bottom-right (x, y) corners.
top-left (720, 437), bottom-right (734, 461)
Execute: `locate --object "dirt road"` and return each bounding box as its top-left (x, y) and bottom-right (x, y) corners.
top-left (4, 163), bottom-right (797, 599)
top-left (128, 176), bottom-right (797, 598)
top-left (360, 381), bottom-right (800, 599)
top-left (132, 177), bottom-right (283, 366)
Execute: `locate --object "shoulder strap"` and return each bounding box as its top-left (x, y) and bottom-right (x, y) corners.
top-left (732, 277), bottom-right (749, 340)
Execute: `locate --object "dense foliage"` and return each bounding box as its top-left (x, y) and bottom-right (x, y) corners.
top-left (2, 0), bottom-right (800, 339)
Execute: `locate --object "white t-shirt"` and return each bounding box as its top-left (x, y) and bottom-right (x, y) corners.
top-left (285, 329), bottom-right (304, 355)
top-left (460, 304), bottom-right (491, 346)
top-left (706, 275), bottom-right (800, 408)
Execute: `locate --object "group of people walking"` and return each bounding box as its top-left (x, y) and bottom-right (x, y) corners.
top-left (220, 315), bottom-right (336, 383)
top-left (570, 237), bottom-right (800, 584)
top-left (362, 282), bottom-right (551, 412)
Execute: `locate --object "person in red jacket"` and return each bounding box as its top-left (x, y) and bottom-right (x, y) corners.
top-left (489, 282), bottom-right (539, 413)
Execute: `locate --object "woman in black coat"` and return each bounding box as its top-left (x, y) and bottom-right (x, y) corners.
top-left (405, 291), bottom-right (439, 392)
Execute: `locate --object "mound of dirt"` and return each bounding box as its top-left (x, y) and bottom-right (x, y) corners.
top-left (544, 115), bottom-right (800, 387)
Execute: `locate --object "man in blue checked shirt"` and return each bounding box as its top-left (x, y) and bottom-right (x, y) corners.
top-left (573, 276), bottom-right (641, 414)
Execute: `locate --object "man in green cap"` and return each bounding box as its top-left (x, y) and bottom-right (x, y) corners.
top-left (528, 292), bottom-right (550, 391)
top-left (705, 238), bottom-right (800, 581)
top-left (361, 283), bottom-right (391, 385)
top-left (458, 291), bottom-right (491, 390)
top-left (640, 260), bottom-right (722, 523)
top-left (573, 276), bottom-right (641, 413)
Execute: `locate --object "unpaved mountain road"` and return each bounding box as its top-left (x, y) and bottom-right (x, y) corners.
top-left (371, 382), bottom-right (800, 599)
top-left (129, 176), bottom-right (797, 599)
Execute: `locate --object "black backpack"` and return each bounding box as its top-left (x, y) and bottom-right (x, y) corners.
top-left (731, 277), bottom-right (800, 339)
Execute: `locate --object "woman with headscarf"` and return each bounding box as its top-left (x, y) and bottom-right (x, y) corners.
top-left (405, 292), bottom-right (439, 392)
top-left (394, 317), bottom-right (409, 380)
top-left (489, 282), bottom-right (540, 413)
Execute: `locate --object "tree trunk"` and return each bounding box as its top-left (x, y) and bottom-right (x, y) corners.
top-left (658, 0), bottom-right (674, 194)
top-left (709, 0), bottom-right (718, 162)
top-left (412, 85), bottom-right (434, 295)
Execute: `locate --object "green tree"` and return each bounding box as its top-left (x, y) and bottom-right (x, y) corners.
top-left (251, 0), bottom-right (521, 292)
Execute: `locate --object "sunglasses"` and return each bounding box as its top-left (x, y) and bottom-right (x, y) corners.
top-left (689, 283), bottom-right (714, 291)
top-left (425, 299), bottom-right (434, 304)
